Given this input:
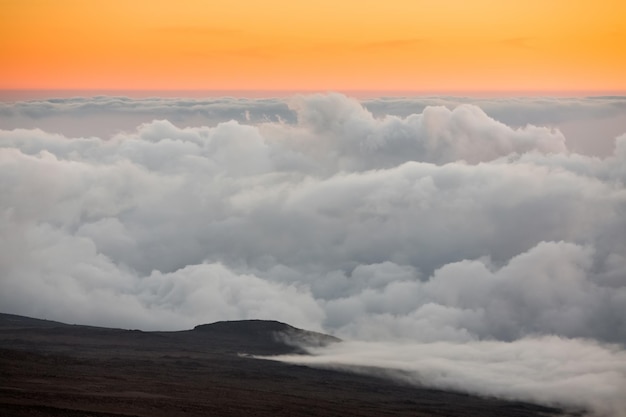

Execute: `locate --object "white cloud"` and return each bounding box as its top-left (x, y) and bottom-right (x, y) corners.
top-left (1, 93), bottom-right (626, 414)
top-left (3, 94), bottom-right (624, 155)
top-left (266, 337), bottom-right (626, 417)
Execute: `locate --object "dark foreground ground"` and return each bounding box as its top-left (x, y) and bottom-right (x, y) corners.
top-left (0, 313), bottom-right (567, 417)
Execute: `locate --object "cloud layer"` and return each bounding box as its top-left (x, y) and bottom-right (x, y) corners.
top-left (268, 337), bottom-right (626, 417)
top-left (2, 94), bottom-right (625, 155)
top-left (1, 93), bottom-right (626, 414)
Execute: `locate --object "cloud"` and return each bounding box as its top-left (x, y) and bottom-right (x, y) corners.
top-left (0, 96), bottom-right (295, 138)
top-left (3, 95), bottom-right (624, 155)
top-left (362, 96), bottom-right (626, 157)
top-left (266, 337), bottom-right (626, 417)
top-left (1, 93), bottom-right (626, 414)
top-left (322, 242), bottom-right (626, 344)
top-left (286, 93), bottom-right (567, 168)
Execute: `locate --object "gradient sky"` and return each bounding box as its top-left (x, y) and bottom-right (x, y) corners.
top-left (1, 0), bottom-right (625, 93)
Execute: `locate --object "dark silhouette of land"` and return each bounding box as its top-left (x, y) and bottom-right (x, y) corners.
top-left (0, 313), bottom-right (565, 416)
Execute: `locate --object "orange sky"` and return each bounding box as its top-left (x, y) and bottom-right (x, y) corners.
top-left (1, 0), bottom-right (625, 93)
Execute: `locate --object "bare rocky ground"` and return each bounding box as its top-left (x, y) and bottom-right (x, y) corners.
top-left (0, 313), bottom-right (566, 417)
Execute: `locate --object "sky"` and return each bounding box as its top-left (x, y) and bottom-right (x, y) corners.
top-left (2, 0), bottom-right (626, 93)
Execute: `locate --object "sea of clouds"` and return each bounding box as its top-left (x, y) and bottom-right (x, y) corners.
top-left (1, 93), bottom-right (625, 415)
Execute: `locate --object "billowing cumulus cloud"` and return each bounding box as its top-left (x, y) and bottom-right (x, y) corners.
top-left (1, 93), bottom-right (625, 415)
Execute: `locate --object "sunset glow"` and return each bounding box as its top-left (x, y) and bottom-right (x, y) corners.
top-left (2, 0), bottom-right (626, 93)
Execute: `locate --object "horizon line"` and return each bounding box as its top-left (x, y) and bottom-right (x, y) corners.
top-left (2, 88), bottom-right (626, 101)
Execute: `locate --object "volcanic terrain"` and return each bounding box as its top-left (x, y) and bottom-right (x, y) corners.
top-left (0, 313), bottom-right (565, 416)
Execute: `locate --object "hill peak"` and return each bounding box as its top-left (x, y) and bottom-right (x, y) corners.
top-left (194, 319), bottom-right (296, 333)
top-left (192, 319), bottom-right (340, 354)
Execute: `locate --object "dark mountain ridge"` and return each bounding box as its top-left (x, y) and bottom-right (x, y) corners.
top-left (0, 312), bottom-right (70, 329)
top-left (193, 319), bottom-right (340, 354)
top-left (0, 312), bottom-right (565, 417)
top-left (0, 313), bottom-right (338, 355)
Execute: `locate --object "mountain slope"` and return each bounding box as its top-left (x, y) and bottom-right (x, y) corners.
top-left (0, 313), bottom-right (563, 417)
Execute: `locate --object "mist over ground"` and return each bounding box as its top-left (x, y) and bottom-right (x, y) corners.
top-left (1, 93), bottom-right (625, 415)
